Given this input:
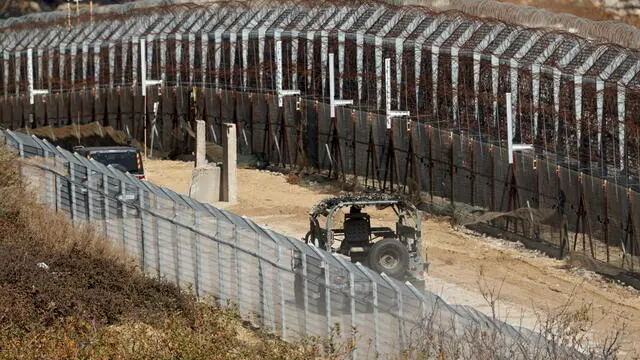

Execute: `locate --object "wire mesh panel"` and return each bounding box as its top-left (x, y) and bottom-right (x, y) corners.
top-left (217, 220), bottom-right (240, 305)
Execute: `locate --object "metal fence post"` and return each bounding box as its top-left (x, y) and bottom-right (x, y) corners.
top-left (234, 225), bottom-right (243, 315)
top-left (68, 162), bottom-right (77, 224)
top-left (309, 245), bottom-right (332, 338)
top-left (85, 164), bottom-right (93, 223)
top-left (119, 178), bottom-right (127, 251)
top-left (357, 262), bottom-right (379, 356)
top-left (335, 255), bottom-right (357, 360)
top-left (277, 243), bottom-right (287, 341)
top-left (102, 172), bottom-right (109, 238)
top-left (138, 186), bottom-right (146, 273)
top-left (193, 210), bottom-right (201, 297)
top-left (154, 194), bottom-right (162, 279)
top-left (255, 231), bottom-right (266, 328)
top-left (301, 252), bottom-right (309, 336)
top-left (381, 273), bottom-right (406, 350)
top-left (42, 148), bottom-right (55, 207)
top-left (172, 201), bottom-right (180, 288)
top-left (216, 218), bottom-right (226, 306)
top-left (405, 282), bottom-right (427, 319)
top-left (55, 166), bottom-right (62, 213)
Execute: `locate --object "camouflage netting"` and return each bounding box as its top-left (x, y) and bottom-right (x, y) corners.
top-left (310, 192), bottom-right (416, 217)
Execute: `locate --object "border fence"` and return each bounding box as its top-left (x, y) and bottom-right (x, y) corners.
top-left (1, 129), bottom-right (576, 358)
top-left (0, 1), bottom-right (638, 279)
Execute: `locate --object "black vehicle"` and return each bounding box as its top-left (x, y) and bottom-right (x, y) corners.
top-left (303, 194), bottom-right (427, 282)
top-left (292, 194), bottom-right (428, 314)
top-left (73, 146), bottom-right (146, 180)
top-left (70, 146), bottom-right (146, 219)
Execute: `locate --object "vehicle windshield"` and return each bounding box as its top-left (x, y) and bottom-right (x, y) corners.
top-left (89, 150), bottom-right (142, 174)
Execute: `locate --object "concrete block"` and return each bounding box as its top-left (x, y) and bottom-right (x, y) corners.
top-left (221, 123), bottom-right (237, 203)
top-left (189, 164), bottom-right (221, 204)
top-left (196, 119), bottom-right (207, 168)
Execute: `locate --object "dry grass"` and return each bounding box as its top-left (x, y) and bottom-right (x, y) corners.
top-left (0, 148), bottom-right (320, 360)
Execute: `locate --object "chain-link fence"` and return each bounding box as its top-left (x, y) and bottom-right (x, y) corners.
top-left (3, 128), bottom-right (580, 358)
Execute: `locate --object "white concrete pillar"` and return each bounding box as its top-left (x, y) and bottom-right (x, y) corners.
top-left (108, 43), bottom-right (115, 88)
top-left (473, 51), bottom-right (480, 124)
top-left (617, 85), bottom-right (626, 170)
top-left (222, 123), bottom-right (237, 203)
top-left (3, 51), bottom-right (8, 100)
top-left (196, 120), bottom-right (207, 168)
top-left (375, 35), bottom-right (383, 110)
top-left (338, 31), bottom-right (345, 98)
top-left (431, 45), bottom-right (440, 117)
top-left (59, 46), bottom-right (66, 91)
top-left (356, 31), bottom-right (363, 101)
top-left (176, 34), bottom-right (183, 85)
top-left (188, 33), bottom-right (195, 85)
top-left (14, 51), bottom-right (21, 96)
top-left (132, 37), bottom-right (139, 87)
top-left (201, 33), bottom-right (208, 86)
top-left (93, 43), bottom-right (100, 85)
top-left (574, 74), bottom-right (583, 151)
top-left (451, 46), bottom-right (459, 125)
top-left (160, 35), bottom-right (167, 83)
top-left (491, 55), bottom-right (499, 125)
top-left (553, 68), bottom-right (561, 144)
top-left (121, 40), bottom-right (128, 86)
top-left (70, 45), bottom-right (77, 85)
top-left (291, 30), bottom-right (299, 91)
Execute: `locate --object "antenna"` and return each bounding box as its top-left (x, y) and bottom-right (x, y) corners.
top-left (506, 92), bottom-right (533, 164)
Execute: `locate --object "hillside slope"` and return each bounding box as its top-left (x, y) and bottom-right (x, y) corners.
top-left (0, 149), bottom-right (318, 360)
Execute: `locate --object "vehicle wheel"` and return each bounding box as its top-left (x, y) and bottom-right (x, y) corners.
top-left (303, 231), bottom-right (312, 244)
top-left (367, 238), bottom-right (409, 279)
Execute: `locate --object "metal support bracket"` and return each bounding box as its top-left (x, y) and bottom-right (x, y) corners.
top-left (329, 53), bottom-right (353, 118)
top-left (385, 58), bottom-right (409, 129)
top-left (275, 39), bottom-right (300, 107)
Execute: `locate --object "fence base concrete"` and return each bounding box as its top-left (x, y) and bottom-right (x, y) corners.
top-left (189, 164), bottom-right (221, 203)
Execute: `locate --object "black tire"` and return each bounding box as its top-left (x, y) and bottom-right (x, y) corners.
top-left (367, 238), bottom-right (409, 279)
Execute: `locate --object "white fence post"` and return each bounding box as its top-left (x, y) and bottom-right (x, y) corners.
top-left (335, 255), bottom-right (358, 360)
top-left (68, 162), bottom-right (77, 225)
top-left (234, 225), bottom-right (243, 315)
top-left (119, 177), bottom-right (128, 251)
top-left (216, 219), bottom-right (225, 306)
top-left (193, 209), bottom-right (201, 297)
top-left (102, 172), bottom-right (109, 238)
top-left (381, 273), bottom-right (406, 350)
top-left (154, 194), bottom-right (162, 279)
top-left (85, 164), bottom-right (93, 223)
top-left (277, 243), bottom-right (287, 340)
top-left (310, 245), bottom-right (332, 337)
top-left (139, 186), bottom-right (147, 273)
top-left (256, 230), bottom-right (266, 328)
top-left (357, 262), bottom-right (379, 355)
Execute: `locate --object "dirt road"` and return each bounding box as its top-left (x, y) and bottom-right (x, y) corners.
top-left (144, 159), bottom-right (640, 355)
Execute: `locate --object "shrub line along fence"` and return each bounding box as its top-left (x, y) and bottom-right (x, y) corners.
top-left (2, 129), bottom-right (571, 358)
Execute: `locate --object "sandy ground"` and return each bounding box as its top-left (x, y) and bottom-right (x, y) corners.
top-left (144, 159), bottom-right (640, 356)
